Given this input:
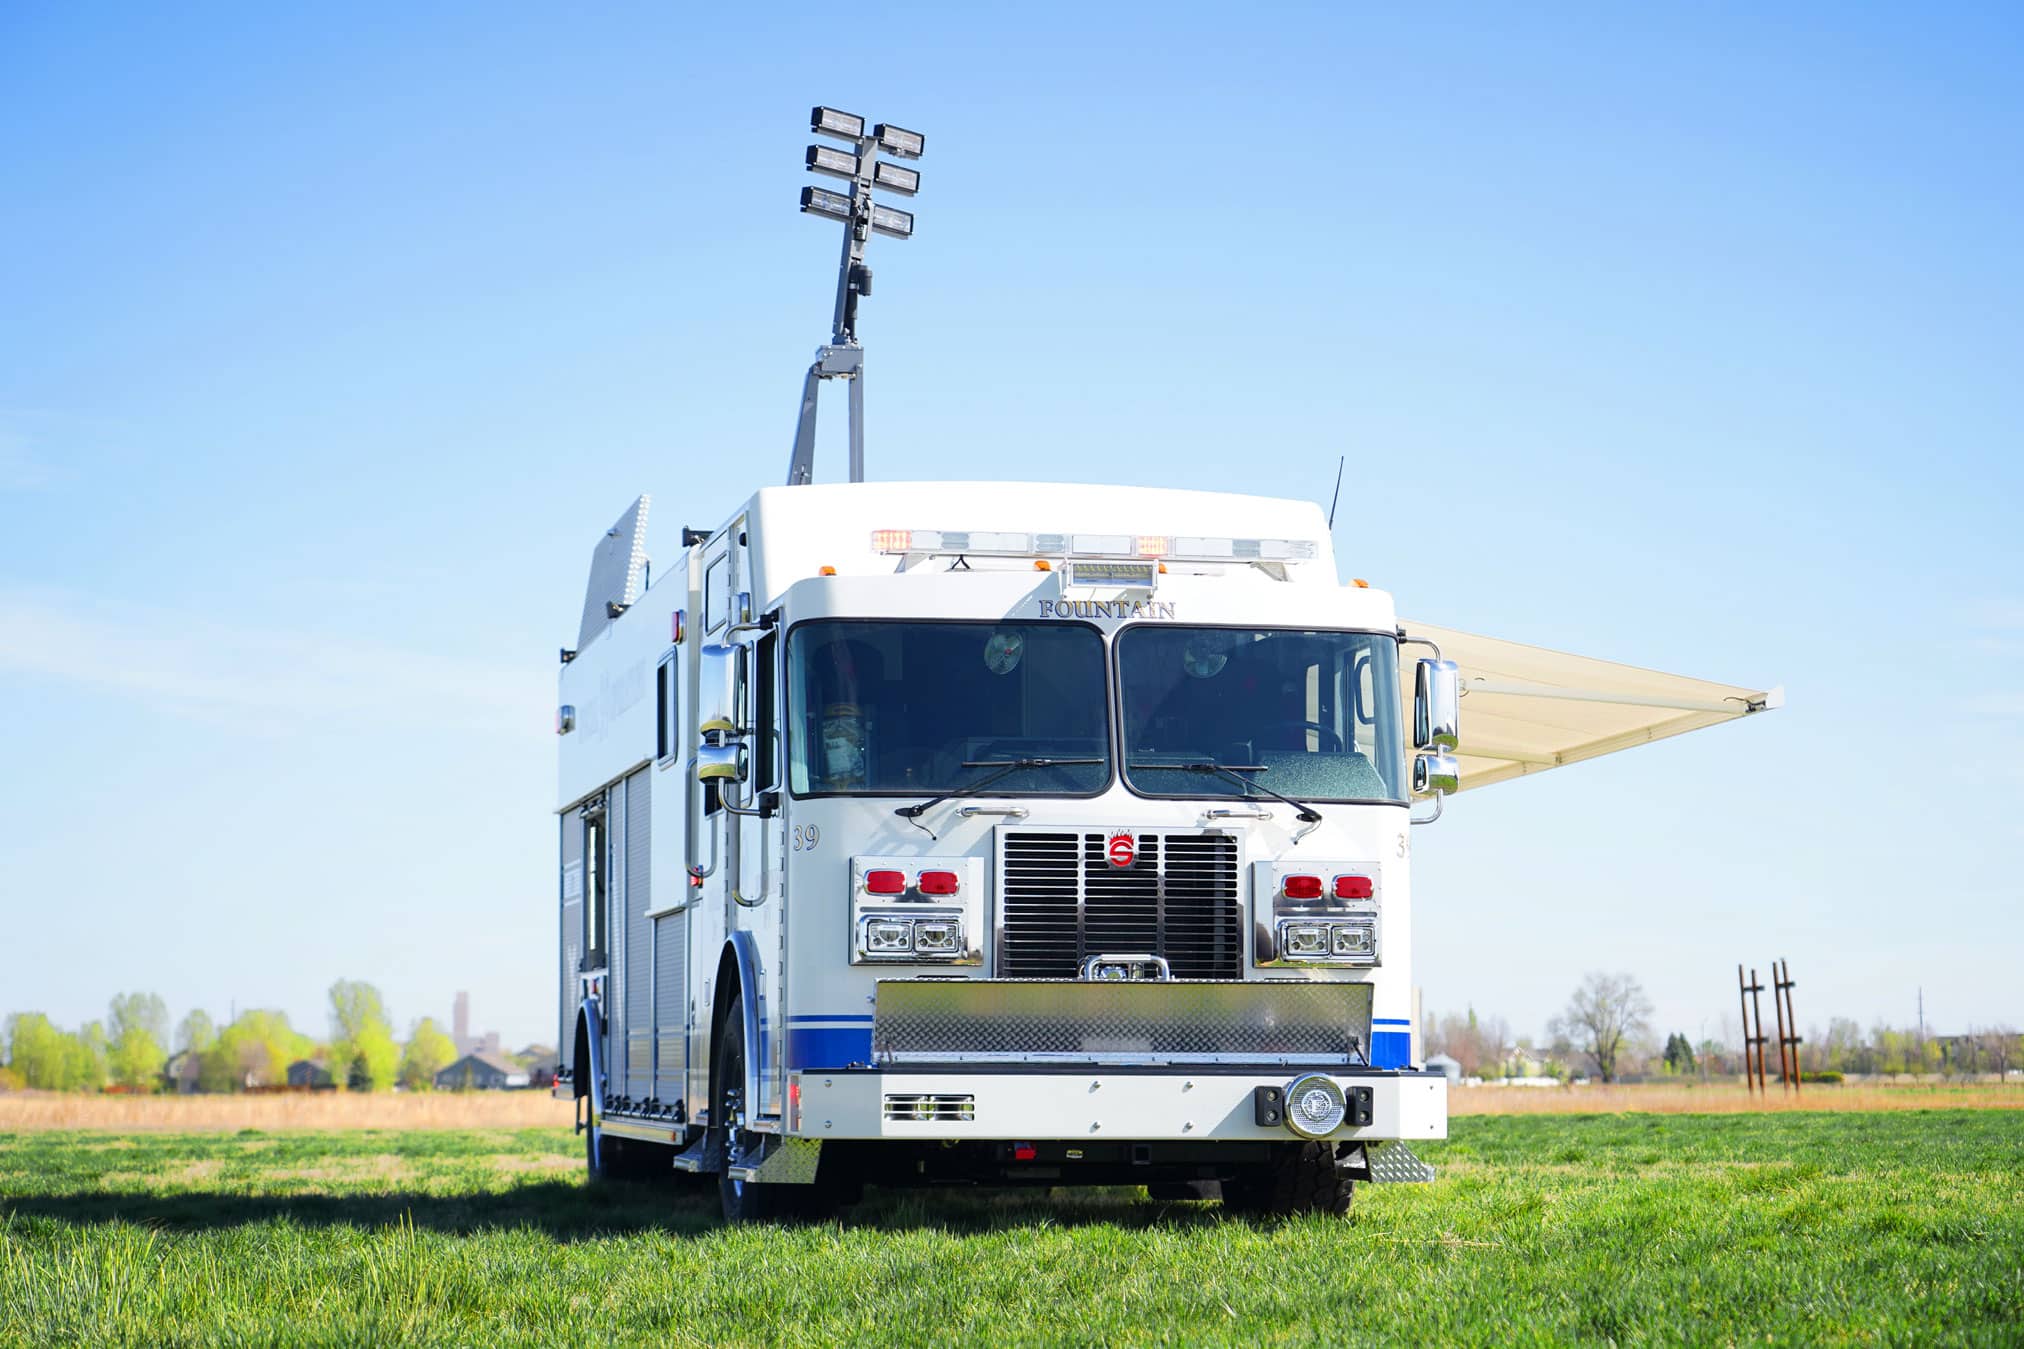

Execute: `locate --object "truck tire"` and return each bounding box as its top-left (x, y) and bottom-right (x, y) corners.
top-left (714, 997), bottom-right (831, 1223)
top-left (1222, 1142), bottom-right (1355, 1218)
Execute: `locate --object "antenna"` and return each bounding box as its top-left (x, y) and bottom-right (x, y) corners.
top-left (1327, 455), bottom-right (1345, 529)
top-left (784, 107), bottom-right (925, 487)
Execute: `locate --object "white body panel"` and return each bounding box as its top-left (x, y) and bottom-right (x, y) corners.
top-left (795, 1070), bottom-right (1447, 1142)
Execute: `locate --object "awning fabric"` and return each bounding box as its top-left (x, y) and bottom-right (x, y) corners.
top-left (1397, 620), bottom-right (1780, 792)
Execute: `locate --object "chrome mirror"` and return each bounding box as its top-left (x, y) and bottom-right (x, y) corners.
top-left (698, 643), bottom-right (746, 738)
top-left (1413, 751), bottom-right (1460, 797)
top-left (1414, 658), bottom-right (1460, 751)
top-left (696, 741), bottom-right (747, 783)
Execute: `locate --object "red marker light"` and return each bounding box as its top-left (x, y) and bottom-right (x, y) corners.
top-left (1013, 1143), bottom-right (1037, 1161)
top-left (864, 869), bottom-right (906, 895)
top-left (1283, 874), bottom-right (1324, 900)
top-left (1334, 875), bottom-right (1374, 900)
top-left (918, 870), bottom-right (960, 895)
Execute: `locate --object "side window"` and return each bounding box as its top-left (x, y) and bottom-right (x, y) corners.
top-left (583, 807), bottom-right (608, 970)
top-left (705, 556), bottom-right (730, 632)
top-left (655, 652), bottom-right (679, 765)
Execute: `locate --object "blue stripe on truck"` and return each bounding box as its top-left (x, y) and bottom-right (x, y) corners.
top-left (788, 1025), bottom-right (875, 1069)
top-left (1370, 1029), bottom-right (1412, 1068)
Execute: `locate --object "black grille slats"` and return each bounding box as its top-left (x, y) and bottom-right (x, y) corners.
top-left (998, 830), bottom-right (1241, 979)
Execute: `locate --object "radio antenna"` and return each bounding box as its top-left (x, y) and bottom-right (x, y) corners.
top-left (1326, 455), bottom-right (1345, 529)
top-left (783, 106), bottom-right (925, 487)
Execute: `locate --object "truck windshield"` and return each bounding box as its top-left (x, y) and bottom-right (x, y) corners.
top-left (787, 620), bottom-right (1110, 797)
top-left (1118, 627), bottom-right (1406, 804)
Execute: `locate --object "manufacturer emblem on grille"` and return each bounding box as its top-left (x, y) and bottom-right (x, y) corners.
top-left (1106, 832), bottom-right (1137, 868)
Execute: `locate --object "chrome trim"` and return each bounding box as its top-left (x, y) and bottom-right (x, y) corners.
top-left (1202, 806), bottom-right (1272, 821)
top-left (1283, 1072), bottom-right (1347, 1138)
top-left (1077, 953), bottom-right (1172, 982)
top-left (1413, 659), bottom-right (1460, 751)
top-left (959, 805), bottom-right (1030, 819)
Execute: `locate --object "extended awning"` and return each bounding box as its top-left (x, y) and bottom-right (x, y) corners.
top-left (1396, 620), bottom-right (1781, 792)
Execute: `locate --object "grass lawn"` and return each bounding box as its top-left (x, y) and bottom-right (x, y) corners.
top-left (2, 1111), bottom-right (2018, 1345)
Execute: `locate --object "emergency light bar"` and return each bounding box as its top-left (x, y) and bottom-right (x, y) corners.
top-left (871, 529), bottom-right (1318, 562)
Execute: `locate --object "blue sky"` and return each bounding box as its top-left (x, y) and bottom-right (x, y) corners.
top-left (3, 5), bottom-right (2018, 1051)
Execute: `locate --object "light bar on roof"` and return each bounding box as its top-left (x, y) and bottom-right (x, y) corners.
top-left (871, 529), bottom-right (1318, 562)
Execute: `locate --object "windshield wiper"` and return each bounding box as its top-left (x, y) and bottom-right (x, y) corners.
top-left (894, 758), bottom-right (1105, 819)
top-left (1127, 760), bottom-right (1323, 824)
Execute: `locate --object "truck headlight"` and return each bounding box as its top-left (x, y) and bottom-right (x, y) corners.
top-left (1283, 1073), bottom-right (1347, 1138)
top-left (1330, 922), bottom-right (1374, 957)
top-left (864, 918), bottom-right (914, 956)
top-left (912, 919), bottom-right (961, 956)
top-left (1282, 922), bottom-right (1328, 958)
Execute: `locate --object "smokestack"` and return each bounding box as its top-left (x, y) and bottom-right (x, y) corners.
top-left (454, 991), bottom-right (471, 1053)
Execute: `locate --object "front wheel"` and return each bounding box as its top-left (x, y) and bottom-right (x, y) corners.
top-left (1222, 1142), bottom-right (1355, 1217)
top-left (715, 997), bottom-right (835, 1223)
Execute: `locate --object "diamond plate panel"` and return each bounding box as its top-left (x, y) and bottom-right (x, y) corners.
top-left (872, 979), bottom-right (1371, 1065)
top-left (1367, 1140), bottom-right (1437, 1184)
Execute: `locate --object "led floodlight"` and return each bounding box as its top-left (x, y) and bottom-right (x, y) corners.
top-left (869, 203), bottom-right (914, 238)
top-left (872, 161), bottom-right (920, 196)
top-left (806, 144), bottom-right (860, 180)
top-left (873, 122), bottom-right (924, 158)
top-left (800, 185), bottom-right (852, 222)
top-left (811, 106), bottom-right (866, 140)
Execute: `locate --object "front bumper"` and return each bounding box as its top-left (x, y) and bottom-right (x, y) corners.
top-left (792, 1066), bottom-right (1447, 1143)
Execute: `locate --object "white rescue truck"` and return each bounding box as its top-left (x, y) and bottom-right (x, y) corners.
top-left (552, 109), bottom-right (1780, 1221)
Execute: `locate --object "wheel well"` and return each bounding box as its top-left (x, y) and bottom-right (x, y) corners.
top-left (706, 945), bottom-right (745, 1118)
top-left (572, 1012), bottom-right (592, 1101)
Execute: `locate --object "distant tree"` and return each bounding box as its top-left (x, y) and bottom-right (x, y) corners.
top-left (1976, 1025), bottom-right (2019, 1078)
top-left (75, 1021), bottom-right (110, 1090)
top-left (1547, 972), bottom-right (1653, 1083)
top-left (107, 993), bottom-right (170, 1092)
top-left (202, 1009), bottom-right (310, 1090)
top-left (1662, 1032), bottom-right (1696, 1075)
top-left (400, 1018), bottom-right (457, 1090)
top-left (327, 980), bottom-right (399, 1092)
top-left (6, 1013), bottom-right (76, 1089)
top-left (177, 1009), bottom-right (217, 1056)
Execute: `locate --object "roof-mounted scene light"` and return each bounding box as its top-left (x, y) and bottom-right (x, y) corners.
top-left (869, 203), bottom-right (914, 239)
top-left (811, 106), bottom-right (866, 140)
top-left (872, 123), bottom-right (925, 158)
top-left (786, 106), bottom-right (928, 488)
top-left (800, 185), bottom-right (853, 223)
top-left (872, 161), bottom-right (920, 196)
top-left (806, 144), bottom-right (860, 180)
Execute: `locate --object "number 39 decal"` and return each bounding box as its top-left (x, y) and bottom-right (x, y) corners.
top-left (792, 824), bottom-right (821, 852)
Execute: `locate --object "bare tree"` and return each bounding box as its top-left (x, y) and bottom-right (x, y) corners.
top-left (1547, 972), bottom-right (1653, 1083)
top-left (1977, 1024), bottom-right (2019, 1079)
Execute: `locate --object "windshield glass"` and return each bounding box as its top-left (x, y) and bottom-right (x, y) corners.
top-left (1119, 627), bottom-right (1405, 804)
top-left (787, 620), bottom-right (1110, 797)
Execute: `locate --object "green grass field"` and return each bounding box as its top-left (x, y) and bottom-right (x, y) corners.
top-left (3, 1111), bottom-right (2018, 1345)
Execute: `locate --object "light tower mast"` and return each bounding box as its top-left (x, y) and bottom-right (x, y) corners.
top-left (783, 106), bottom-right (925, 486)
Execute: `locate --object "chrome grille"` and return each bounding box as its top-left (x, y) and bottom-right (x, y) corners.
top-left (998, 830), bottom-right (1242, 979)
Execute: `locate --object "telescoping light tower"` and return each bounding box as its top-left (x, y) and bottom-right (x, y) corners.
top-left (783, 105), bottom-right (924, 486)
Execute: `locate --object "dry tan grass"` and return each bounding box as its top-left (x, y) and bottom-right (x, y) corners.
top-left (1450, 1081), bottom-right (2024, 1115)
top-left (0, 1090), bottom-right (574, 1133)
top-left (6, 1081), bottom-right (2018, 1132)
